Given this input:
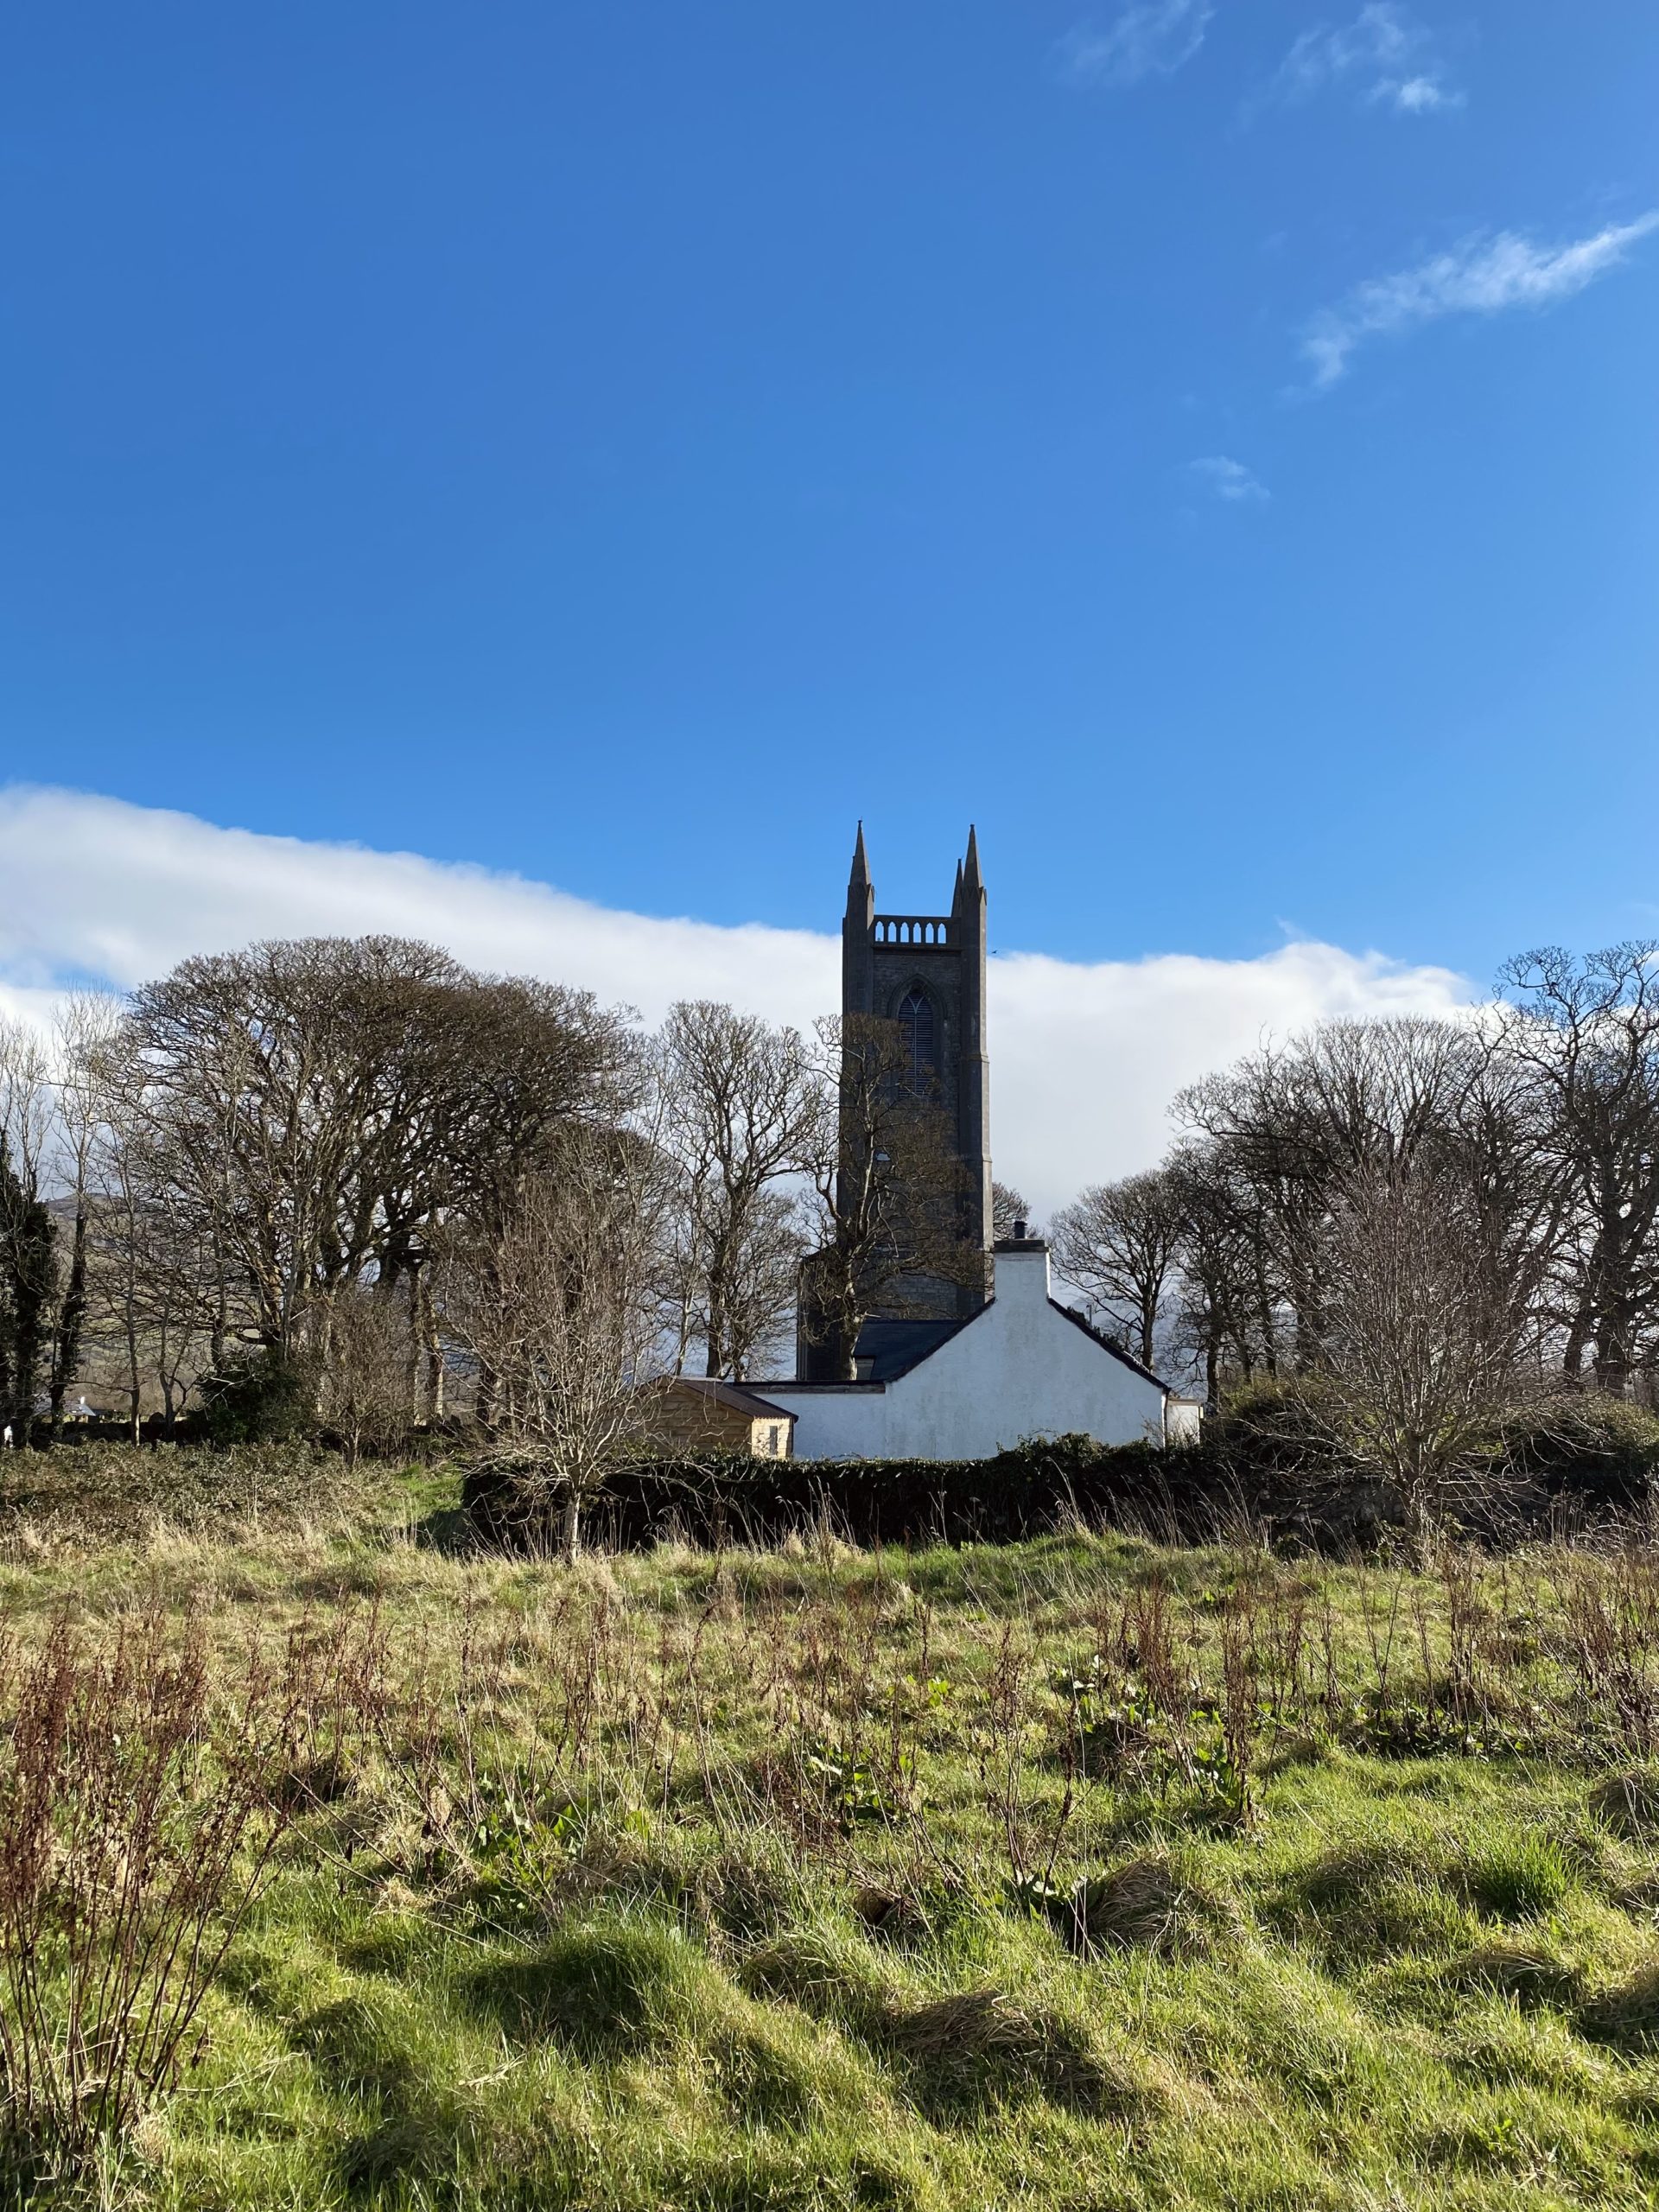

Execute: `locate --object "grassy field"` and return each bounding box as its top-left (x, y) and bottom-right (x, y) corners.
top-left (5, 1451), bottom-right (1659, 2209)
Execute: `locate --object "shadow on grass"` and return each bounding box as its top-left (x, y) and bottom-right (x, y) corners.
top-left (1580, 1963), bottom-right (1659, 2054)
top-left (410, 1502), bottom-right (474, 1554)
top-left (739, 1929), bottom-right (1138, 2126)
top-left (290, 1992), bottom-right (475, 2200)
top-left (466, 1923), bottom-right (702, 2060)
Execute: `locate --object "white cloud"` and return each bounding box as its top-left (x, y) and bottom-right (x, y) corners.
top-left (1264, 3), bottom-right (1461, 117)
top-left (1188, 454), bottom-right (1268, 502)
top-left (994, 940), bottom-right (1470, 1217)
top-left (1389, 73), bottom-right (1452, 114)
top-left (1301, 211), bottom-right (1659, 388)
top-left (1055, 0), bottom-right (1214, 89)
top-left (0, 786), bottom-right (1474, 1216)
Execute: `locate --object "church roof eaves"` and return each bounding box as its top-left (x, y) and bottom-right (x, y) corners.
top-left (746, 1380), bottom-right (887, 1395)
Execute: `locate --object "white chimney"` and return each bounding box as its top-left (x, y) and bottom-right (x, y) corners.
top-left (994, 1236), bottom-right (1051, 1304)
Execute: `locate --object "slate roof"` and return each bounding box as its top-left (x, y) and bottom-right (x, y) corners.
top-left (755, 1300), bottom-right (1175, 1396)
top-left (850, 1314), bottom-right (977, 1382)
top-left (664, 1377), bottom-right (798, 1422)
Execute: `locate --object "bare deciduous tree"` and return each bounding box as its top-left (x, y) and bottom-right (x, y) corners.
top-left (115, 938), bottom-right (638, 1418)
top-left (1050, 1169), bottom-right (1181, 1369)
top-left (657, 1001), bottom-right (817, 1380)
top-left (991, 1180), bottom-right (1033, 1240)
top-left (1165, 1015), bottom-right (1569, 1395)
top-left (699, 1185), bottom-right (809, 1382)
top-left (0, 1020), bottom-right (57, 1435)
top-left (442, 1129), bottom-right (671, 1559)
top-left (1496, 944), bottom-right (1659, 1394)
top-left (46, 995), bottom-right (126, 1440)
top-left (318, 1283), bottom-right (416, 1468)
top-left (1313, 1163), bottom-right (1519, 1558)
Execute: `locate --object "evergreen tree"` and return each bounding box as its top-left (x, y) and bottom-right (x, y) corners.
top-left (0, 1131), bottom-right (57, 1434)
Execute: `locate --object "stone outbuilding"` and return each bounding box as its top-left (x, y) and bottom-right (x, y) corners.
top-left (640, 1377), bottom-right (797, 1459)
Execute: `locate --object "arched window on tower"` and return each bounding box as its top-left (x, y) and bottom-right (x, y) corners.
top-left (898, 987), bottom-right (936, 1094)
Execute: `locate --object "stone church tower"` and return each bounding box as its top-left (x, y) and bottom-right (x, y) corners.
top-left (798, 826), bottom-right (994, 1381)
top-left (842, 822), bottom-right (993, 1261)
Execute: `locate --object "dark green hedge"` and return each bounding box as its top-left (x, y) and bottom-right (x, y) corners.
top-left (1481, 1394), bottom-right (1659, 1512)
top-left (467, 1432), bottom-right (1267, 1552)
top-left (464, 1387), bottom-right (1659, 1554)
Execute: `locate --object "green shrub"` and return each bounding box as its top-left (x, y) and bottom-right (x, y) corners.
top-left (467, 1432), bottom-right (1208, 1551)
top-left (198, 1351), bottom-right (319, 1446)
top-left (1480, 1393), bottom-right (1659, 1516)
top-left (1202, 1376), bottom-right (1403, 1548)
top-left (1208, 1376), bottom-right (1346, 1482)
top-left (1201, 1381), bottom-right (1659, 1545)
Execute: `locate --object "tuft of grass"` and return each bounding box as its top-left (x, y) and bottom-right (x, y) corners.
top-left (880, 1987), bottom-right (1131, 2120)
top-left (467, 1920), bottom-right (708, 2056)
top-left (1580, 1962), bottom-right (1659, 2053)
top-left (1273, 1839), bottom-right (1479, 1964)
top-left (1444, 1942), bottom-right (1586, 2012)
top-left (1456, 1831), bottom-right (1579, 1923)
top-left (1053, 1852), bottom-right (1233, 1959)
top-left (1592, 1765), bottom-right (1659, 1840)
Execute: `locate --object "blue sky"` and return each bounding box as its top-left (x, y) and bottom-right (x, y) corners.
top-left (3, 1), bottom-right (1657, 988)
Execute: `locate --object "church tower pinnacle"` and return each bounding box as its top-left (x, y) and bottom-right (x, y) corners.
top-left (843, 822), bottom-right (876, 1020)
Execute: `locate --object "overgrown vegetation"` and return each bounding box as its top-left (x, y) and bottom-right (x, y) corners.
top-left (6, 1460), bottom-right (1659, 2206)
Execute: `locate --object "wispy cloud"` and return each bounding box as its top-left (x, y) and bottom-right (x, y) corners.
top-left (0, 787), bottom-right (1472, 1214)
top-left (1189, 455), bottom-right (1269, 503)
top-left (1055, 0), bottom-right (1214, 90)
top-left (1263, 3), bottom-right (1461, 117)
top-left (1302, 212), bottom-right (1659, 388)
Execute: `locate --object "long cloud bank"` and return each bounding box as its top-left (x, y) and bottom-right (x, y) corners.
top-left (0, 786), bottom-right (1472, 1215)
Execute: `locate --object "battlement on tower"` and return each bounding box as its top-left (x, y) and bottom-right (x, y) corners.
top-left (872, 914), bottom-right (957, 947)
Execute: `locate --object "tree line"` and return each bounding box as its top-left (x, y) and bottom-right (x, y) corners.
top-left (5, 929), bottom-right (1655, 1549)
top-left (1048, 944), bottom-right (1659, 1546)
top-left (0, 937), bottom-right (982, 1488)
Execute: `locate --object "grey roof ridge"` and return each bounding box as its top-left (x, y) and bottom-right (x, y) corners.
top-left (867, 1304), bottom-right (983, 1378)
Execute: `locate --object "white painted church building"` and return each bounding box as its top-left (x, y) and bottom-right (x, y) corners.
top-left (751, 831), bottom-right (1199, 1462)
top-left (760, 1231), bottom-right (1197, 1460)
